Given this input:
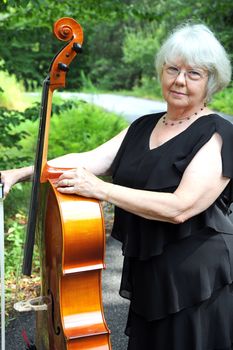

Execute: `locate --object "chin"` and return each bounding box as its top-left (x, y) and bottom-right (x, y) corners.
top-left (167, 99), bottom-right (190, 109)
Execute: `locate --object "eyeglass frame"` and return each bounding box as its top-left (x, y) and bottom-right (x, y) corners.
top-left (163, 63), bottom-right (208, 81)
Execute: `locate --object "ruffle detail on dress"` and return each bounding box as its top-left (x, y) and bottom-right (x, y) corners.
top-left (119, 230), bottom-right (233, 322)
top-left (126, 284), bottom-right (233, 350)
top-left (111, 200), bottom-right (233, 260)
top-left (171, 115), bottom-right (233, 206)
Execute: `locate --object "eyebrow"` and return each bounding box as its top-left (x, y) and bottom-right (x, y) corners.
top-left (167, 63), bottom-right (205, 71)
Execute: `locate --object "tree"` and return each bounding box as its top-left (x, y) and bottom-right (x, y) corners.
top-left (0, 0), bottom-right (232, 91)
top-left (0, 0), bottom-right (134, 89)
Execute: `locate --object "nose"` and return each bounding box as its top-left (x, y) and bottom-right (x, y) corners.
top-left (174, 70), bottom-right (186, 85)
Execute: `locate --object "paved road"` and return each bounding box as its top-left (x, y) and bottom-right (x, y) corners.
top-left (58, 92), bottom-right (167, 122)
top-left (58, 92), bottom-right (233, 123)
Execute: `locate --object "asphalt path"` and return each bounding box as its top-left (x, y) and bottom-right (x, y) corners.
top-left (58, 92), bottom-right (233, 123)
top-left (58, 92), bottom-right (167, 122)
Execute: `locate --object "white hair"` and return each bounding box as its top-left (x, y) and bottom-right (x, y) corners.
top-left (155, 23), bottom-right (232, 102)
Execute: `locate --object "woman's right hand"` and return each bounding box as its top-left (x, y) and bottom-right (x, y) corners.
top-left (0, 166), bottom-right (33, 197)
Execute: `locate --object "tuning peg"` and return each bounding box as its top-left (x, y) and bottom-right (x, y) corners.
top-left (73, 42), bottom-right (83, 53)
top-left (58, 63), bottom-right (69, 72)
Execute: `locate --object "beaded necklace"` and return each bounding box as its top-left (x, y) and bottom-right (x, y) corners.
top-left (162, 107), bottom-right (204, 126)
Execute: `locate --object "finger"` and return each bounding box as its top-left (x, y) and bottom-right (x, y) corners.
top-left (58, 169), bottom-right (77, 179)
top-left (58, 172), bottom-right (74, 181)
top-left (56, 179), bottom-right (74, 187)
top-left (56, 186), bottom-right (76, 194)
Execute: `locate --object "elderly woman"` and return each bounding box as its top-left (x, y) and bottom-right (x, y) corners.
top-left (2, 23), bottom-right (233, 349)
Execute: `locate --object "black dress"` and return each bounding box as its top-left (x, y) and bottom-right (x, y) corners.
top-left (111, 112), bottom-right (233, 350)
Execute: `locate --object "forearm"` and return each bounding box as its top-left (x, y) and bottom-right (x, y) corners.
top-left (14, 165), bottom-right (34, 183)
top-left (103, 175), bottom-right (229, 224)
top-left (104, 183), bottom-right (184, 223)
top-left (0, 165), bottom-right (34, 196)
top-left (48, 128), bottom-right (128, 176)
top-left (1, 166), bottom-right (34, 184)
top-left (48, 151), bottom-right (112, 176)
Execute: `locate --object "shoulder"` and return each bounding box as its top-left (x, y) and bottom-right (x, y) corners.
top-left (203, 113), bottom-right (233, 134)
top-left (190, 113), bottom-right (233, 145)
top-left (205, 114), bottom-right (233, 179)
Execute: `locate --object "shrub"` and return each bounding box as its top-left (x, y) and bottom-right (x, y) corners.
top-left (210, 86), bottom-right (233, 116)
top-left (0, 70), bottom-right (28, 111)
top-left (17, 100), bottom-right (128, 161)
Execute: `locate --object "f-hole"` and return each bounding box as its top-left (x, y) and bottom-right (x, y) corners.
top-left (48, 289), bottom-right (61, 335)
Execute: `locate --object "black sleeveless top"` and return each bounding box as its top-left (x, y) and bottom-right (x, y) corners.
top-left (111, 112), bottom-right (233, 259)
top-left (110, 112), bottom-right (233, 322)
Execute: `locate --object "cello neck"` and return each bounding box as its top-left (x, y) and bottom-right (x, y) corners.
top-left (40, 81), bottom-right (53, 181)
top-left (22, 18), bottom-right (83, 276)
top-left (22, 77), bottom-right (51, 276)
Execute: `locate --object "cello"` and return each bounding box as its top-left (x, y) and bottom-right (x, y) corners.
top-left (20, 17), bottom-right (111, 350)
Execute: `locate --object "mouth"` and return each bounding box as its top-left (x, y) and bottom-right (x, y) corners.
top-left (170, 90), bottom-right (188, 96)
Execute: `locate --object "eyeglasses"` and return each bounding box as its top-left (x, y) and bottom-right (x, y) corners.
top-left (164, 64), bottom-right (208, 81)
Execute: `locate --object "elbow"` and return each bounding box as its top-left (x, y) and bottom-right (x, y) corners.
top-left (171, 214), bottom-right (187, 224)
top-left (171, 209), bottom-right (193, 224)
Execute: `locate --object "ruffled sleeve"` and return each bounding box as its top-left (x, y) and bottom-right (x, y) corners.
top-left (173, 115), bottom-right (233, 205)
top-left (218, 117), bottom-right (233, 207)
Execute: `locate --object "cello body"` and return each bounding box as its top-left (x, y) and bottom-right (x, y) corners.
top-left (23, 17), bottom-right (111, 349)
top-left (36, 181), bottom-right (111, 349)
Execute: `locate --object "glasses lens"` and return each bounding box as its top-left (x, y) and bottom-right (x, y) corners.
top-left (187, 70), bottom-right (204, 80)
top-left (166, 66), bottom-right (179, 75)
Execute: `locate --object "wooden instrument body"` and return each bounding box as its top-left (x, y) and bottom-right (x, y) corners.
top-left (23, 17), bottom-right (111, 349)
top-left (36, 180), bottom-right (111, 349)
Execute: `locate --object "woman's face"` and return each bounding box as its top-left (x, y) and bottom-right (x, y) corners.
top-left (161, 59), bottom-right (208, 111)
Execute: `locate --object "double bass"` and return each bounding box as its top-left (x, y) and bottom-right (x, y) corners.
top-left (21, 17), bottom-right (111, 349)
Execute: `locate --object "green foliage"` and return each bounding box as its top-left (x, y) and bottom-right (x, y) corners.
top-left (0, 70), bottom-right (28, 110)
top-left (0, 0), bottom-right (138, 90)
top-left (4, 182), bottom-right (31, 223)
top-left (210, 86), bottom-right (233, 115)
top-left (0, 107), bottom-right (30, 168)
top-left (5, 214), bottom-right (25, 278)
top-left (1, 0), bottom-right (232, 94)
top-left (17, 100), bottom-right (128, 161)
top-left (122, 28), bottom-right (161, 79)
top-left (131, 76), bottom-right (163, 100)
top-left (49, 103), bottom-right (128, 157)
top-left (79, 71), bottom-right (97, 92)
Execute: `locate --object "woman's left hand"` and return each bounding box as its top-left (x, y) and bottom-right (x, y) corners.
top-left (55, 167), bottom-right (109, 200)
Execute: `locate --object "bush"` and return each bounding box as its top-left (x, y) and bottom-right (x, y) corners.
top-left (0, 70), bottom-right (29, 111)
top-left (17, 100), bottom-right (128, 161)
top-left (209, 86), bottom-right (233, 116)
top-left (131, 76), bottom-right (163, 100)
